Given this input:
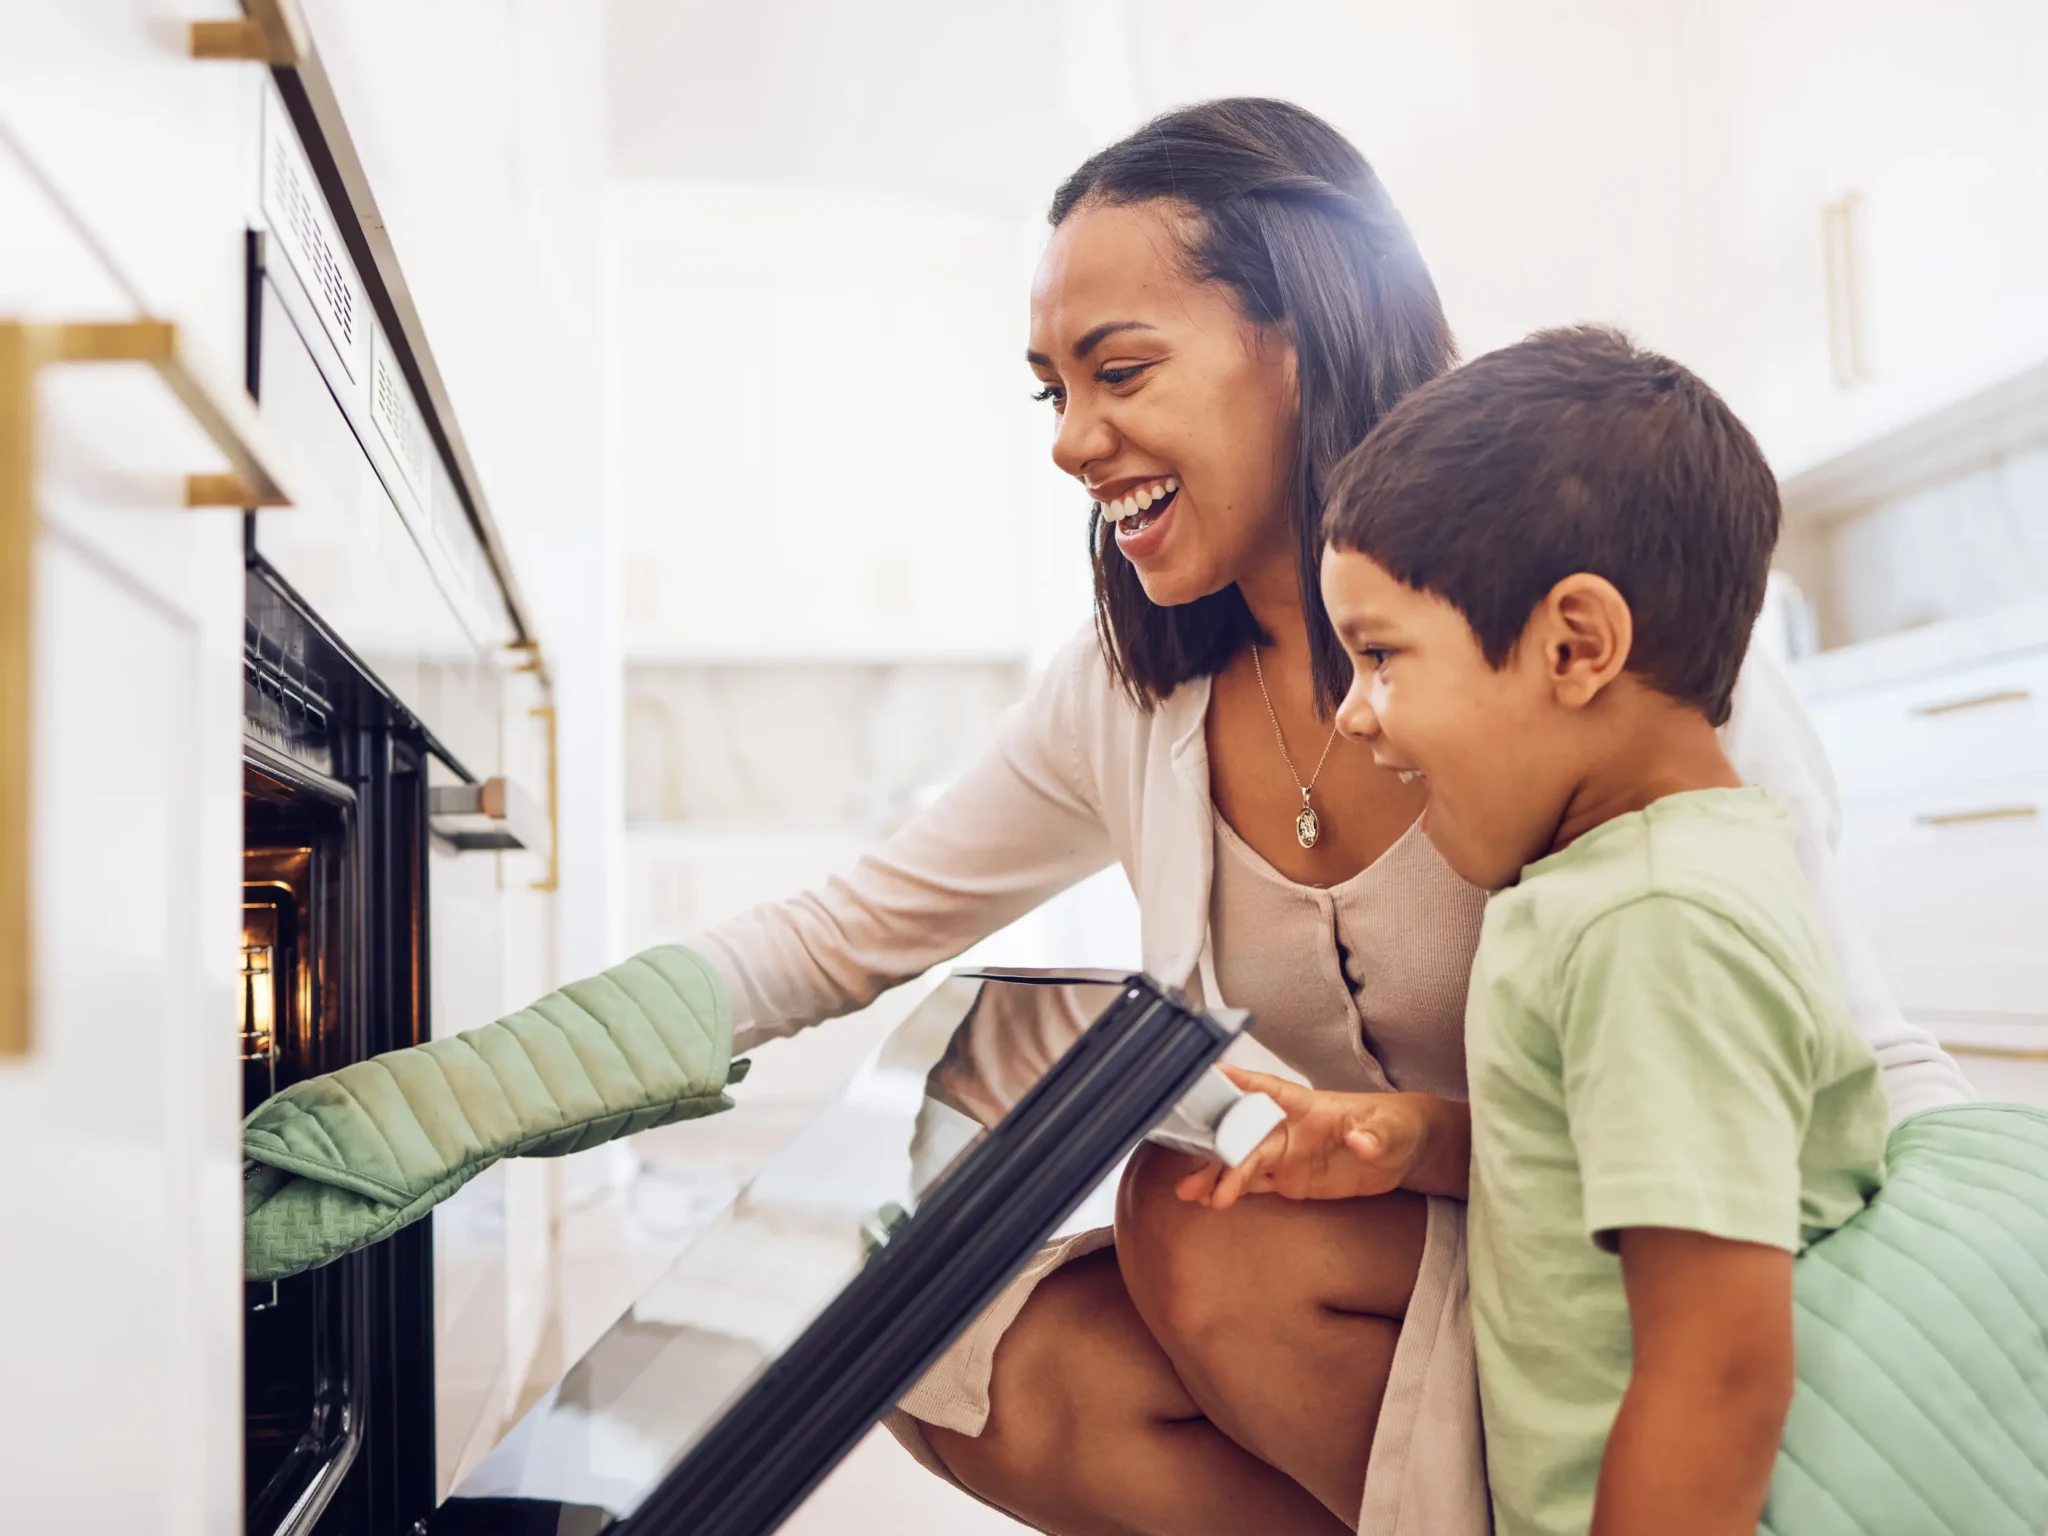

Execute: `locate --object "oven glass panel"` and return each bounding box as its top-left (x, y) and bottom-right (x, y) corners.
top-left (242, 765), bottom-right (360, 1534)
top-left (448, 970), bottom-right (1218, 1527)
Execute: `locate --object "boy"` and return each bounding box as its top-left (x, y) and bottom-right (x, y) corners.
top-left (1186, 327), bottom-right (1888, 1535)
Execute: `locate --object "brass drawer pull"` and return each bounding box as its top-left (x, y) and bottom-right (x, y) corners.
top-left (1913, 805), bottom-right (2040, 829)
top-left (1945, 1042), bottom-right (2048, 1063)
top-left (189, 0), bottom-right (305, 66)
top-left (1913, 688), bottom-right (2031, 718)
top-left (2, 318), bottom-right (298, 1056)
top-left (529, 702), bottom-right (560, 893)
top-left (509, 641), bottom-right (560, 893)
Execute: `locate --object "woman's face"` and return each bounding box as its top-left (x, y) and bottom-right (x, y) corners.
top-left (1028, 200), bottom-right (1300, 607)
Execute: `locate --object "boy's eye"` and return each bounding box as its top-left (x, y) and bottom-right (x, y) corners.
top-left (1359, 645), bottom-right (1393, 671)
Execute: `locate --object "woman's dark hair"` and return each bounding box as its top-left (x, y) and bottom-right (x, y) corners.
top-left (1050, 97), bottom-right (1456, 711)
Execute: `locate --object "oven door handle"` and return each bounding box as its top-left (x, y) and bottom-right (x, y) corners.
top-left (2, 318), bottom-right (299, 1056)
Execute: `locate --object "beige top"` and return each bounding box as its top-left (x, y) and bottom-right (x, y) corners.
top-left (1210, 812), bottom-right (1484, 1100)
top-left (696, 627), bottom-right (1968, 1121)
top-left (896, 807), bottom-right (1498, 1536)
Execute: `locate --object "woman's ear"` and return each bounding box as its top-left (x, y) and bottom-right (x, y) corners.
top-left (1538, 573), bottom-right (1633, 709)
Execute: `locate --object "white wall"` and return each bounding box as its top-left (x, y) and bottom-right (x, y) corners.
top-left (1134, 0), bottom-right (1700, 361)
top-left (609, 180), bottom-right (1043, 662)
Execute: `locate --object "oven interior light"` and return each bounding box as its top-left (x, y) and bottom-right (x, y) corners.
top-left (241, 942), bottom-right (276, 1064)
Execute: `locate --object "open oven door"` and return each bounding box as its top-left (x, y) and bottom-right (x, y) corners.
top-left (426, 970), bottom-right (1250, 1536)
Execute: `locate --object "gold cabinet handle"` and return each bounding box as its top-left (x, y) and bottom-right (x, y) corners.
top-left (1821, 190), bottom-right (1873, 390)
top-left (190, 0), bottom-right (306, 65)
top-left (1, 318), bottom-right (298, 1056)
top-left (1912, 688), bottom-right (2031, 718)
top-left (507, 641), bottom-right (559, 893)
top-left (1913, 805), bottom-right (2039, 829)
top-left (529, 703), bottom-right (560, 893)
top-left (1944, 1041), bottom-right (2048, 1063)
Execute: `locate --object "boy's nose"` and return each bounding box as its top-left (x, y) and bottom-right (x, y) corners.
top-left (1335, 685), bottom-right (1380, 742)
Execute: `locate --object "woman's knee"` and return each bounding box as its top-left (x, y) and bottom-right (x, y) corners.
top-left (925, 1248), bottom-right (1193, 1504)
top-left (1116, 1143), bottom-right (1237, 1349)
top-left (1116, 1142), bottom-right (1431, 1356)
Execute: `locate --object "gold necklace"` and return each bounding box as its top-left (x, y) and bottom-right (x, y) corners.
top-left (1249, 644), bottom-right (1341, 849)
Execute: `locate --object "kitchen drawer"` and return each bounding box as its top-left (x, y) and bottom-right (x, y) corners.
top-left (1836, 773), bottom-right (2048, 1022)
top-left (1802, 648), bottom-right (2048, 807)
top-left (1931, 1020), bottom-right (2048, 1109)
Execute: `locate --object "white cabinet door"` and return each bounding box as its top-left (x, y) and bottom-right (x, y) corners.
top-left (1836, 774), bottom-right (2048, 1023)
top-left (0, 18), bottom-right (252, 1532)
top-left (1683, 0), bottom-right (2048, 477)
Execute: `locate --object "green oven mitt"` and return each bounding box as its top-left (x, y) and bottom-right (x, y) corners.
top-left (1764, 1103), bottom-right (2048, 1535)
top-left (244, 943), bottom-right (746, 1281)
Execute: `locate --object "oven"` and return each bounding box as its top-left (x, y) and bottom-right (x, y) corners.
top-left (238, 72), bottom-right (552, 1536)
top-left (240, 569), bottom-right (436, 1536)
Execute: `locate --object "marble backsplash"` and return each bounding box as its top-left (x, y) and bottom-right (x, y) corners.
top-left (625, 660), bottom-right (1029, 830)
top-left (1785, 441), bottom-right (2048, 649)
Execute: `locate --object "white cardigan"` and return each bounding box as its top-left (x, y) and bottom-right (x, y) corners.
top-left (694, 627), bottom-right (1971, 1123)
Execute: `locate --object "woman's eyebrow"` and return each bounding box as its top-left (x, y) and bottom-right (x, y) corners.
top-left (1026, 320), bottom-right (1159, 369)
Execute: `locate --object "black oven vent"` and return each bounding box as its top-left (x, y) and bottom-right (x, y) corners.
top-left (245, 596), bottom-right (335, 776)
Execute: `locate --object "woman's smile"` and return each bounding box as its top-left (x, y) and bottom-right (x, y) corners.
top-left (1107, 481), bottom-right (1181, 559)
top-left (1095, 475), bottom-right (1179, 530)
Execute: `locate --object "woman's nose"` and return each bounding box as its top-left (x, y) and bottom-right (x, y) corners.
top-left (1049, 392), bottom-right (1116, 482)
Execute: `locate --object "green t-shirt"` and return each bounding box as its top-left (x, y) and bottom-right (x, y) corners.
top-left (1467, 787), bottom-right (1888, 1536)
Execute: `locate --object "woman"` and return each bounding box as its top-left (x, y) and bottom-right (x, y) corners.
top-left (691, 99), bottom-right (1968, 1534)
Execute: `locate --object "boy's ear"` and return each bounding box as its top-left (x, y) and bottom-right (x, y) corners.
top-left (1535, 573), bottom-right (1633, 709)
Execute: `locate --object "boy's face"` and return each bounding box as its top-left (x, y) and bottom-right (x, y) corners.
top-left (1320, 545), bottom-right (1575, 891)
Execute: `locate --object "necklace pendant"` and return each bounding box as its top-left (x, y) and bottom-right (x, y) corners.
top-left (1295, 804), bottom-right (1320, 849)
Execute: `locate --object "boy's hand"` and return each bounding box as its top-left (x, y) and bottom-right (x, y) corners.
top-left (1173, 1069), bottom-right (1470, 1209)
top-left (1593, 1227), bottom-right (1794, 1536)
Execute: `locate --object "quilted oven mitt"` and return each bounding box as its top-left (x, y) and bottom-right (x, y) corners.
top-left (244, 943), bottom-right (747, 1282)
top-left (1765, 1103), bottom-right (2048, 1536)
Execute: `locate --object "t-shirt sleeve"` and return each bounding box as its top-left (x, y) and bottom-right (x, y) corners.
top-left (1559, 894), bottom-right (1817, 1253)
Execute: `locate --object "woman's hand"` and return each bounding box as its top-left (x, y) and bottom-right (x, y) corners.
top-left (1174, 1070), bottom-right (1471, 1209)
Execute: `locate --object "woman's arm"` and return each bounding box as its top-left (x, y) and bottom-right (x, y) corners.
top-left (1721, 647), bottom-right (1973, 1121)
top-left (690, 632), bottom-right (1118, 1052)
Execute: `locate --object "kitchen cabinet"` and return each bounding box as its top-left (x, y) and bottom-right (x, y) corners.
top-left (0, 72), bottom-right (252, 1536)
top-left (0, 1), bottom-right (257, 376)
top-left (1794, 625), bottom-right (2048, 1099)
top-left (1679, 0), bottom-right (2048, 478)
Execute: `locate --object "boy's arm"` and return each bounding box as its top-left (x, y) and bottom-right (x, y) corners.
top-left (1594, 1227), bottom-right (1794, 1536)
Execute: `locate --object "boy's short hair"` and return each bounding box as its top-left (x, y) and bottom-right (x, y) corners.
top-left (1322, 326), bottom-right (1779, 726)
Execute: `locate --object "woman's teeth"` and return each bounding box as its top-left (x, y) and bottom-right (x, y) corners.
top-left (1104, 478), bottom-right (1179, 532)
top-left (1396, 770), bottom-right (1425, 784)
